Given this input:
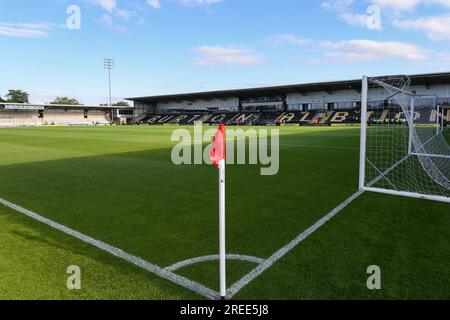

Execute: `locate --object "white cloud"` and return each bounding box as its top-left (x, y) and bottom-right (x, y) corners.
top-left (146, 0), bottom-right (161, 9)
top-left (269, 34), bottom-right (428, 64)
top-left (321, 0), bottom-right (354, 12)
top-left (322, 0), bottom-right (375, 29)
top-left (5, 22), bottom-right (56, 30)
top-left (339, 12), bottom-right (369, 27)
top-left (91, 0), bottom-right (222, 14)
top-left (322, 0), bottom-right (450, 34)
top-left (99, 14), bottom-right (127, 33)
top-left (88, 1), bottom-right (139, 27)
top-left (0, 25), bottom-right (47, 38)
top-left (393, 14), bottom-right (450, 41)
top-left (90, 0), bottom-right (117, 12)
top-left (266, 34), bottom-right (312, 46)
top-left (115, 9), bottom-right (134, 20)
top-left (434, 52), bottom-right (450, 69)
top-left (180, 0), bottom-right (223, 6)
top-left (371, 0), bottom-right (450, 11)
top-left (146, 0), bottom-right (223, 8)
top-left (438, 52), bottom-right (450, 62)
top-left (267, 30), bottom-right (450, 68)
top-left (315, 39), bottom-right (427, 63)
top-left (371, 0), bottom-right (422, 11)
top-left (0, 22), bottom-right (58, 38)
top-left (193, 45), bottom-right (265, 66)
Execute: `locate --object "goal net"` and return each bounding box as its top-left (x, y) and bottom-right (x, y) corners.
top-left (360, 75), bottom-right (450, 203)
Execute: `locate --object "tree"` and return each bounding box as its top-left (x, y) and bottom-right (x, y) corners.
top-left (0, 94), bottom-right (5, 102)
top-left (50, 97), bottom-right (81, 105)
top-left (5, 90), bottom-right (29, 103)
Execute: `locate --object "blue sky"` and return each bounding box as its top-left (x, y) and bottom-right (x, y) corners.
top-left (0, 0), bottom-right (449, 104)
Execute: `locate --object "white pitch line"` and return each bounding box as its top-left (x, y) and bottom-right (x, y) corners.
top-left (0, 198), bottom-right (219, 300)
top-left (165, 254), bottom-right (264, 272)
top-left (227, 189), bottom-right (365, 298)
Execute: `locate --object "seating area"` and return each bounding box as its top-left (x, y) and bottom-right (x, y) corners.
top-left (141, 109), bottom-right (448, 127)
top-left (0, 109), bottom-right (110, 127)
top-left (204, 113), bottom-right (241, 125)
top-left (142, 110), bottom-right (360, 126)
top-left (0, 111), bottom-right (40, 127)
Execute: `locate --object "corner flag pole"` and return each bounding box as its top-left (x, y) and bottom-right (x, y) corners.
top-left (219, 158), bottom-right (226, 300)
top-left (210, 123), bottom-right (227, 300)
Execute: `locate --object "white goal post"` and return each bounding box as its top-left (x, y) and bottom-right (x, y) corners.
top-left (359, 75), bottom-right (450, 203)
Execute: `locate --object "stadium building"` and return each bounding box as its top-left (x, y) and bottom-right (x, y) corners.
top-left (0, 103), bottom-right (134, 127)
top-left (1, 72), bottom-right (449, 127)
top-left (128, 72), bottom-right (450, 126)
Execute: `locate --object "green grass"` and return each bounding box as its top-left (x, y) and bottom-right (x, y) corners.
top-left (0, 204), bottom-right (199, 300)
top-left (0, 126), bottom-right (448, 300)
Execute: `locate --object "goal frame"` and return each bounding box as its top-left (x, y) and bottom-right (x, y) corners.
top-left (359, 75), bottom-right (450, 203)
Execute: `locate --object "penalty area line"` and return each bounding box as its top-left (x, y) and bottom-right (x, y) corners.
top-left (227, 189), bottom-right (365, 298)
top-left (0, 198), bottom-right (219, 300)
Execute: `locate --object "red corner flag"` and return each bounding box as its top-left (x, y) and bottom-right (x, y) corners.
top-left (210, 124), bottom-right (226, 168)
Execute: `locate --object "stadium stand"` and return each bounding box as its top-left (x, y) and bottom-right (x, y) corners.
top-left (128, 73), bottom-right (450, 128)
top-left (0, 111), bottom-right (39, 127)
top-left (41, 110), bottom-right (110, 126)
top-left (0, 104), bottom-right (113, 127)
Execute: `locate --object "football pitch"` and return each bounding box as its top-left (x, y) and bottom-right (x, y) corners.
top-left (0, 125), bottom-right (449, 300)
